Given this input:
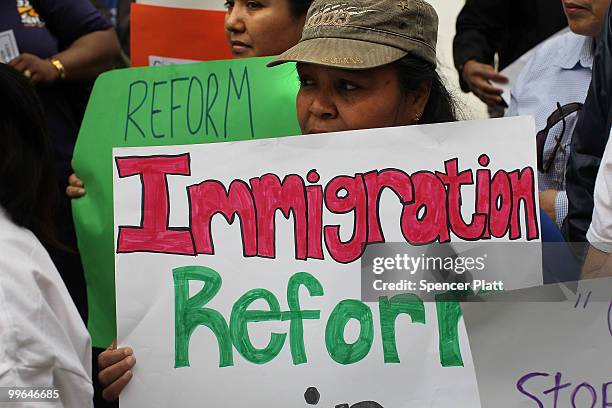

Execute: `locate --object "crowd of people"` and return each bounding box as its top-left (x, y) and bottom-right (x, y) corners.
top-left (1, 0), bottom-right (612, 406)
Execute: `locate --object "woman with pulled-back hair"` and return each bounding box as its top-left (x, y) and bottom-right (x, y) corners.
top-left (0, 63), bottom-right (94, 407)
top-left (268, 0), bottom-right (456, 133)
top-left (224, 0), bottom-right (314, 58)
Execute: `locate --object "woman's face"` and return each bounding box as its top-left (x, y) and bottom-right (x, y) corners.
top-left (225, 0), bottom-right (306, 58)
top-left (562, 0), bottom-right (611, 38)
top-left (296, 63), bottom-right (430, 135)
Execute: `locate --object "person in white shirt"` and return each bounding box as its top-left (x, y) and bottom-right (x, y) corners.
top-left (0, 63), bottom-right (93, 406)
top-left (583, 128), bottom-right (612, 278)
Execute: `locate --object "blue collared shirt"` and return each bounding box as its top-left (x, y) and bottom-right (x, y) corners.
top-left (506, 31), bottom-right (593, 227)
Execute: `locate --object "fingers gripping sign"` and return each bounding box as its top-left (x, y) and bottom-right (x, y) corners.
top-left (98, 340), bottom-right (136, 401)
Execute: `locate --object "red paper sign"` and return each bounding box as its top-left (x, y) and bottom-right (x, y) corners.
top-left (131, 3), bottom-right (233, 67)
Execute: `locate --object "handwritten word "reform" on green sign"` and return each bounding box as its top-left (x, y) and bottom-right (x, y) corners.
top-left (174, 266), bottom-right (464, 369)
top-left (124, 67), bottom-right (255, 141)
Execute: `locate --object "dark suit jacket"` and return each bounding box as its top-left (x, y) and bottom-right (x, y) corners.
top-left (563, 5), bottom-right (612, 250)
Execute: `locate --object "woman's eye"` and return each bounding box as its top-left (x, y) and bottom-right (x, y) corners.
top-left (246, 1), bottom-right (262, 9)
top-left (339, 80), bottom-right (358, 92)
top-left (298, 75), bottom-right (315, 88)
top-left (223, 0), bottom-right (234, 9)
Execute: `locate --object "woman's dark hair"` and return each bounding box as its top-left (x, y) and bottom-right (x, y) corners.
top-left (0, 63), bottom-right (59, 246)
top-left (289, 0), bottom-right (314, 19)
top-left (394, 56), bottom-right (458, 124)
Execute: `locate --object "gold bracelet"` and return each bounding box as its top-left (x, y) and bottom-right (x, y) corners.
top-left (49, 58), bottom-right (66, 80)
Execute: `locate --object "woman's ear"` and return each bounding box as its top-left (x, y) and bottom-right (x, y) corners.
top-left (411, 80), bottom-right (432, 122)
top-left (398, 80), bottom-right (432, 125)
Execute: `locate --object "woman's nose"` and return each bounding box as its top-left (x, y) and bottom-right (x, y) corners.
top-left (309, 91), bottom-right (338, 120)
top-left (225, 7), bottom-right (245, 33)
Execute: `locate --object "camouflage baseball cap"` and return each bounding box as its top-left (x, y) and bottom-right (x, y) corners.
top-left (267, 0), bottom-right (438, 70)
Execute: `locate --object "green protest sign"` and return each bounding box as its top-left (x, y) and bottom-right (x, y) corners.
top-left (72, 57), bottom-right (300, 347)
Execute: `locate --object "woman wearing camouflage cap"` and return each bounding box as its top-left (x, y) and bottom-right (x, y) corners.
top-left (96, 0), bottom-right (456, 401)
top-left (268, 0), bottom-right (457, 133)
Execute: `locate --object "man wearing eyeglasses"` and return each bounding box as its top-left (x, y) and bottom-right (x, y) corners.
top-left (506, 0), bottom-right (611, 229)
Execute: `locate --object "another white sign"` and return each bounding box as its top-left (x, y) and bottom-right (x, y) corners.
top-left (462, 277), bottom-right (612, 408)
top-left (0, 30), bottom-right (19, 64)
top-left (136, 0), bottom-right (225, 10)
top-left (148, 55), bottom-right (199, 66)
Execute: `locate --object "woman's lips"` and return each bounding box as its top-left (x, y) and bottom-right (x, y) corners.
top-left (230, 41), bottom-right (252, 53)
top-left (564, 2), bottom-right (589, 13)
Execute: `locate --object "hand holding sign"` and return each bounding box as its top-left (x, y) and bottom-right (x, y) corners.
top-left (98, 340), bottom-right (135, 402)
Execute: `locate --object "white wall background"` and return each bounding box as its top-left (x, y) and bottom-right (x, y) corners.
top-left (429, 0), bottom-right (489, 120)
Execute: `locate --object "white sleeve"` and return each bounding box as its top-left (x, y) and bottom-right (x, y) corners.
top-left (0, 235), bottom-right (93, 407)
top-left (587, 130), bottom-right (612, 253)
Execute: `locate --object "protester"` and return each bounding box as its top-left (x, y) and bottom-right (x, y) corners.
top-left (267, 0), bottom-right (457, 130)
top-left (2, 0), bottom-right (120, 323)
top-left (96, 0), bottom-right (458, 400)
top-left (564, 3), bottom-right (612, 248)
top-left (506, 0), bottom-right (611, 229)
top-left (0, 63), bottom-right (93, 407)
top-left (453, 0), bottom-right (566, 113)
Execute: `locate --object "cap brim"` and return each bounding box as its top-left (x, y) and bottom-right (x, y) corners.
top-left (267, 37), bottom-right (407, 70)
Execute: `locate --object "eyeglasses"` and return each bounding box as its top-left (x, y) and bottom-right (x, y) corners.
top-left (536, 102), bottom-right (582, 173)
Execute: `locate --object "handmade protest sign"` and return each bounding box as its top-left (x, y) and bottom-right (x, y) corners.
top-left (462, 277), bottom-right (612, 408)
top-left (114, 117), bottom-right (541, 407)
top-left (72, 57), bottom-right (300, 347)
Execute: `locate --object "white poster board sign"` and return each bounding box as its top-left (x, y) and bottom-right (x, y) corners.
top-left (148, 55), bottom-right (199, 66)
top-left (114, 117), bottom-right (540, 407)
top-left (135, 0), bottom-right (225, 10)
top-left (462, 277), bottom-right (612, 408)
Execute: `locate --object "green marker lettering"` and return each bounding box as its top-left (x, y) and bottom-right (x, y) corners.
top-left (282, 272), bottom-right (323, 365)
top-left (173, 265), bottom-right (233, 368)
top-left (325, 300), bottom-right (373, 364)
top-left (230, 289), bottom-right (286, 364)
top-left (379, 294), bottom-right (425, 363)
top-left (435, 296), bottom-right (464, 367)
